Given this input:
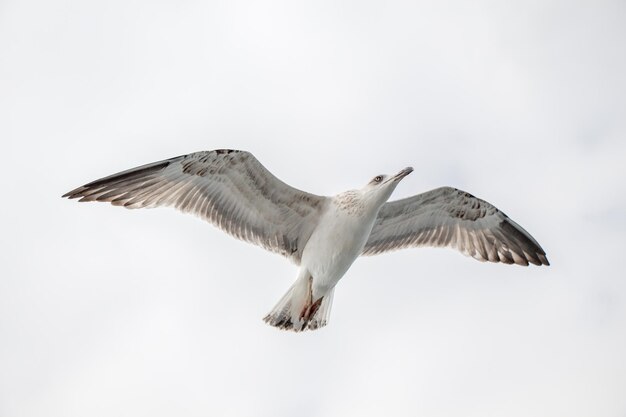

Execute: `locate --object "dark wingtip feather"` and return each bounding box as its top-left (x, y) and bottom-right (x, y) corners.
top-left (61, 160), bottom-right (172, 201)
top-left (62, 187), bottom-right (85, 199)
top-left (499, 219), bottom-right (550, 267)
top-left (499, 250), bottom-right (515, 264)
top-left (62, 187), bottom-right (96, 200)
top-left (516, 256), bottom-right (530, 266)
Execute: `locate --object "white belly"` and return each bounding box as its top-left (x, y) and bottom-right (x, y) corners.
top-left (301, 204), bottom-right (378, 296)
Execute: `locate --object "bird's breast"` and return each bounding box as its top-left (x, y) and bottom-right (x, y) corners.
top-left (300, 205), bottom-right (378, 289)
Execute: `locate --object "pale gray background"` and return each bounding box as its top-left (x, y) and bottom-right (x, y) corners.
top-left (1, 0), bottom-right (625, 416)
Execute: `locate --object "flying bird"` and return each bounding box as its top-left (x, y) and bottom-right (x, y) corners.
top-left (63, 149), bottom-right (549, 331)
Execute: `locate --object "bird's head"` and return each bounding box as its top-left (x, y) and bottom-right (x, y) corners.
top-left (361, 167), bottom-right (414, 205)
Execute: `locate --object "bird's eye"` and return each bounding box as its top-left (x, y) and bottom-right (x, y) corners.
top-left (374, 175), bottom-right (383, 183)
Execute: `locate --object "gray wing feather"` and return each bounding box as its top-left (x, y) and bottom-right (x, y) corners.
top-left (363, 187), bottom-right (549, 266)
top-left (63, 149), bottom-right (327, 263)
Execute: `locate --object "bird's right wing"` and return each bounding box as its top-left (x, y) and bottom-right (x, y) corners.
top-left (63, 149), bottom-right (328, 264)
top-left (362, 187), bottom-right (549, 266)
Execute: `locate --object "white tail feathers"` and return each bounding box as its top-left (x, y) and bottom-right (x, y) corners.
top-left (263, 275), bottom-right (335, 332)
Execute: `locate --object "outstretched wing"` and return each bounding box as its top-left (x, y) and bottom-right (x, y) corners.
top-left (63, 149), bottom-right (327, 263)
top-left (362, 187), bottom-right (549, 266)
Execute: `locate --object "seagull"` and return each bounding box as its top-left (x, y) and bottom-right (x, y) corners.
top-left (63, 149), bottom-right (549, 332)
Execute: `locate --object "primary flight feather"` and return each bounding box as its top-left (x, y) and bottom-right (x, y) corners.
top-left (63, 149), bottom-right (549, 331)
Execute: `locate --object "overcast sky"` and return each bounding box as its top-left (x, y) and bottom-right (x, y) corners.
top-left (1, 0), bottom-right (625, 416)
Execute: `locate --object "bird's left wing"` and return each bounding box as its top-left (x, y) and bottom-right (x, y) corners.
top-left (362, 186), bottom-right (549, 266)
top-left (63, 149), bottom-right (327, 264)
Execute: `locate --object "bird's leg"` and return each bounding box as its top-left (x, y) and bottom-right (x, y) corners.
top-left (299, 276), bottom-right (313, 321)
top-left (299, 276), bottom-right (323, 325)
top-left (308, 297), bottom-right (323, 318)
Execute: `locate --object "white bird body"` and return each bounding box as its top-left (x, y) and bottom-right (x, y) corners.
top-left (266, 186), bottom-right (402, 330)
top-left (302, 191), bottom-right (380, 296)
top-left (63, 149), bottom-right (549, 332)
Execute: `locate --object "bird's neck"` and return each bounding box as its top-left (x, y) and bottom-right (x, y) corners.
top-left (333, 190), bottom-right (382, 218)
